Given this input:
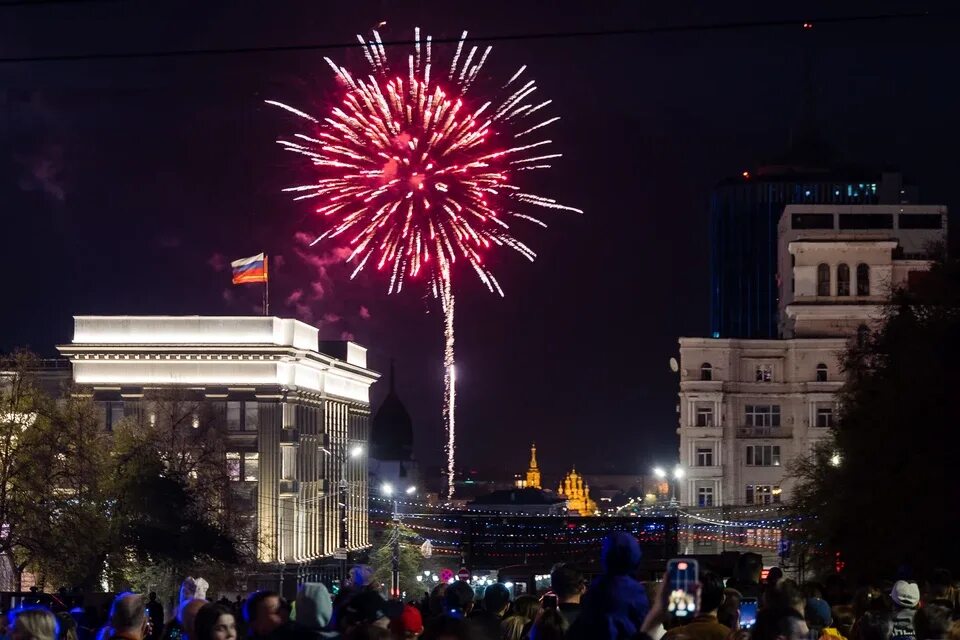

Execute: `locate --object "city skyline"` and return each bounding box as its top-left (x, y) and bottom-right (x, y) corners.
top-left (3, 1), bottom-right (959, 476)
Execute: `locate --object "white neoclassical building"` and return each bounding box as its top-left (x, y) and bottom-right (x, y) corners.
top-left (678, 204), bottom-right (946, 507)
top-left (57, 316), bottom-right (379, 591)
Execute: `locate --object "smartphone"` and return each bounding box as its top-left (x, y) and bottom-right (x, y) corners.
top-left (541, 594), bottom-right (559, 610)
top-left (666, 558), bottom-right (699, 622)
top-left (739, 598), bottom-right (758, 629)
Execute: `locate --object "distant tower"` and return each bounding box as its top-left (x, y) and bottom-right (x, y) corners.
top-left (369, 360), bottom-right (418, 488)
top-left (557, 466), bottom-right (597, 516)
top-left (525, 443), bottom-right (541, 489)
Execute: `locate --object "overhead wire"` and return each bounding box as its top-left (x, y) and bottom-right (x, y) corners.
top-left (0, 10), bottom-right (940, 65)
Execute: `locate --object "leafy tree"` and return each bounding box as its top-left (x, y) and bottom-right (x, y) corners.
top-left (0, 352), bottom-right (66, 588)
top-left (369, 524), bottom-right (424, 599)
top-left (108, 390), bottom-right (252, 594)
top-left (791, 255), bottom-right (960, 580)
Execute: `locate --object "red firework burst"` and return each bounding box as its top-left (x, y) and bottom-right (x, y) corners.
top-left (267, 27), bottom-right (580, 299)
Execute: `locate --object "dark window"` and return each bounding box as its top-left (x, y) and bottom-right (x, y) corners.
top-left (857, 263), bottom-right (870, 296)
top-left (816, 407), bottom-right (835, 428)
top-left (700, 363), bottom-right (713, 381)
top-left (227, 401), bottom-right (242, 430)
top-left (817, 264), bottom-right (831, 296)
top-left (697, 487), bottom-right (714, 507)
top-left (898, 214), bottom-right (942, 229)
top-left (815, 363), bottom-right (828, 382)
top-left (839, 214), bottom-right (893, 229)
top-left (837, 264), bottom-right (850, 296)
top-left (791, 213), bottom-right (834, 229)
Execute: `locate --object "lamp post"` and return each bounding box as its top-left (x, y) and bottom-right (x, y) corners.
top-left (653, 465), bottom-right (684, 505)
top-left (323, 443), bottom-right (365, 581)
top-left (381, 482), bottom-right (416, 599)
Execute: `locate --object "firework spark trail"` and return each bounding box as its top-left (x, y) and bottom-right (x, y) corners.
top-left (269, 28), bottom-right (581, 500)
top-left (441, 278), bottom-right (456, 500)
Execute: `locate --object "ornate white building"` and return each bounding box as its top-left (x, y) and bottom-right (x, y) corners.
top-left (678, 205), bottom-right (946, 507)
top-left (57, 316), bottom-right (379, 590)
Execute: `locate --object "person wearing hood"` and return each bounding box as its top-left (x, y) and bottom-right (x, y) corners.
top-left (294, 584), bottom-right (336, 639)
top-left (805, 598), bottom-right (845, 640)
top-left (566, 532), bottom-right (650, 640)
top-left (889, 582), bottom-right (919, 640)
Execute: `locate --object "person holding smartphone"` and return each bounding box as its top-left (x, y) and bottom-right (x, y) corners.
top-left (663, 572), bottom-right (731, 640)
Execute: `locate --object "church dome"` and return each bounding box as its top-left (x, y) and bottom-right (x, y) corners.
top-left (370, 362), bottom-right (414, 461)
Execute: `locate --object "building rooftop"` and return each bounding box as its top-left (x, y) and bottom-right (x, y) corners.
top-left (469, 487), bottom-right (566, 507)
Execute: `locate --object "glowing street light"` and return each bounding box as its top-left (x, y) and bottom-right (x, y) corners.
top-left (405, 485), bottom-right (417, 495)
top-left (673, 466), bottom-right (685, 480)
top-left (349, 444), bottom-right (364, 458)
top-left (829, 452), bottom-right (842, 467)
top-left (381, 482), bottom-right (394, 496)
top-left (653, 467), bottom-right (667, 479)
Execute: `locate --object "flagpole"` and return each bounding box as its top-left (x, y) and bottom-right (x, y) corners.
top-left (264, 256), bottom-right (270, 316)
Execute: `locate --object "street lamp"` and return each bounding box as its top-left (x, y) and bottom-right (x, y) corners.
top-left (323, 443), bottom-right (365, 581)
top-left (382, 482), bottom-right (416, 598)
top-left (652, 465), bottom-right (683, 505)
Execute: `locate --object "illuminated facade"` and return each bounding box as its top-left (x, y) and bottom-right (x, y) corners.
top-left (681, 205), bottom-right (946, 507)
top-left (557, 468), bottom-right (597, 516)
top-left (57, 316), bottom-right (379, 588)
top-left (524, 443), bottom-right (541, 489)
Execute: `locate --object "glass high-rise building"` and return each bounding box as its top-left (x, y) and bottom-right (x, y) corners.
top-left (709, 167), bottom-right (915, 338)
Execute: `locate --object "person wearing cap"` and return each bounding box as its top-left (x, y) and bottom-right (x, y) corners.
top-left (890, 581), bottom-right (920, 640)
top-left (388, 605), bottom-right (423, 639)
top-left (805, 598), bottom-right (845, 640)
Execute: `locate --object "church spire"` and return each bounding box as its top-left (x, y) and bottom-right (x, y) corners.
top-left (524, 443), bottom-right (541, 489)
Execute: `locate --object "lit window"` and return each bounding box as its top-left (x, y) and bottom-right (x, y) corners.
top-left (745, 445), bottom-right (780, 467)
top-left (816, 406), bottom-right (834, 428)
top-left (695, 406), bottom-right (714, 427)
top-left (226, 452), bottom-right (241, 482)
top-left (755, 364), bottom-right (773, 382)
top-left (746, 484), bottom-right (781, 505)
top-left (817, 264), bottom-right (831, 296)
top-left (815, 363), bottom-right (828, 382)
top-left (857, 263), bottom-right (870, 296)
top-left (700, 363), bottom-right (713, 381)
top-left (696, 448), bottom-right (714, 467)
top-left (244, 453), bottom-right (260, 482)
top-left (697, 487), bottom-right (714, 507)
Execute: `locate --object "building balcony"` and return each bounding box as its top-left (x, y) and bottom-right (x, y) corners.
top-left (736, 426), bottom-right (791, 438)
top-left (686, 466), bottom-right (723, 478)
top-left (279, 479), bottom-right (301, 496)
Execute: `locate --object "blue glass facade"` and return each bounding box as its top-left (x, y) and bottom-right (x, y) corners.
top-left (709, 175), bottom-right (890, 338)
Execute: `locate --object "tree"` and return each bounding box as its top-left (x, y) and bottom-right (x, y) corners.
top-left (0, 353), bottom-right (67, 589)
top-left (791, 255), bottom-right (960, 580)
top-left (108, 390), bottom-right (253, 599)
top-left (369, 524), bottom-right (424, 599)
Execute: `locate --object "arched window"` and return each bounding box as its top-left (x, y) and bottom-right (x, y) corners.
top-left (857, 324), bottom-right (870, 348)
top-left (817, 263), bottom-right (831, 296)
top-left (815, 363), bottom-right (828, 382)
top-left (837, 263), bottom-right (850, 296)
top-left (857, 263), bottom-right (870, 296)
top-left (700, 363), bottom-right (713, 381)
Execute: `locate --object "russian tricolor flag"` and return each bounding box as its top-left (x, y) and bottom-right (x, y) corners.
top-left (231, 253), bottom-right (268, 284)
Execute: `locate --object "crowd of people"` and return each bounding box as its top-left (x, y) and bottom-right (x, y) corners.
top-left (3, 533), bottom-right (959, 640)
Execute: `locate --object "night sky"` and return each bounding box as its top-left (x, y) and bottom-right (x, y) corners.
top-left (3, 1), bottom-right (959, 480)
